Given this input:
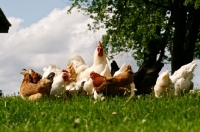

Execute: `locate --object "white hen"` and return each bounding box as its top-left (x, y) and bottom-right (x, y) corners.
top-left (42, 64), bottom-right (68, 97)
top-left (170, 61), bottom-right (197, 95)
top-left (113, 63), bottom-right (127, 76)
top-left (154, 70), bottom-right (174, 98)
top-left (43, 64), bottom-right (62, 78)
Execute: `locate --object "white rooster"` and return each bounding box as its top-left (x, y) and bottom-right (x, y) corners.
top-left (170, 61), bottom-right (197, 95)
top-left (77, 41), bottom-right (108, 80)
top-left (67, 41), bottom-right (110, 95)
top-left (154, 70), bottom-right (174, 98)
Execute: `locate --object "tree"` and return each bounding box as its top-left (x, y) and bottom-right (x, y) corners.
top-left (68, 0), bottom-right (200, 73)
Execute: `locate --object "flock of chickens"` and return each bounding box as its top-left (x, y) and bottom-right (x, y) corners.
top-left (19, 41), bottom-right (197, 101)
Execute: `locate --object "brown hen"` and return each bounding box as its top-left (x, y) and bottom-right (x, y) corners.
top-left (20, 72), bottom-right (55, 101)
top-left (90, 65), bottom-right (134, 96)
top-left (20, 69), bottom-right (42, 84)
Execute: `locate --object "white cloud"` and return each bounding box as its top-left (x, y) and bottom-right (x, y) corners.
top-left (0, 7), bottom-right (107, 95)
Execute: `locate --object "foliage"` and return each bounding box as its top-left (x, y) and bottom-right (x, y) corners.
top-left (68, 0), bottom-right (200, 66)
top-left (0, 93), bottom-right (200, 132)
top-left (184, 0), bottom-right (200, 9)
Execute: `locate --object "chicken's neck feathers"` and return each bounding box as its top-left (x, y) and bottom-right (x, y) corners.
top-left (93, 49), bottom-right (107, 66)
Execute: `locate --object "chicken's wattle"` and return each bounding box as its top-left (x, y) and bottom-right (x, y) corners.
top-left (62, 70), bottom-right (69, 82)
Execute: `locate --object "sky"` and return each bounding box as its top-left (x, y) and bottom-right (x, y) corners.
top-left (0, 1), bottom-right (199, 95)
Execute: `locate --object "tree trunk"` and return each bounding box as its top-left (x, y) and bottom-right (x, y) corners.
top-left (171, 2), bottom-right (200, 73)
top-left (171, 0), bottom-right (187, 73)
top-left (183, 8), bottom-right (200, 65)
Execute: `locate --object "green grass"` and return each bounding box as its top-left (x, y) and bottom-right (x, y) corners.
top-left (0, 93), bottom-right (200, 132)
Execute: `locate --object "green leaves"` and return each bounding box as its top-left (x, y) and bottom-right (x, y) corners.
top-left (184, 0), bottom-right (200, 9)
top-left (69, 0), bottom-right (200, 66)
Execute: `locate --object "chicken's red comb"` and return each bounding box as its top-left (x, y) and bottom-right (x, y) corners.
top-left (98, 41), bottom-right (102, 46)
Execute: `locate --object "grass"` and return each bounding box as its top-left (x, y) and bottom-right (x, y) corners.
top-left (0, 93), bottom-right (200, 132)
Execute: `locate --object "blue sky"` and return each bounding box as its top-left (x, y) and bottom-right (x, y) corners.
top-left (1, 0), bottom-right (68, 27)
top-left (0, 1), bottom-right (199, 95)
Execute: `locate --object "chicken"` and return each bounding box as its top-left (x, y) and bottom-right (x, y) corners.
top-left (43, 64), bottom-right (63, 78)
top-left (20, 71), bottom-right (55, 101)
top-left (65, 63), bottom-right (87, 96)
top-left (113, 63), bottom-right (136, 95)
top-left (66, 64), bottom-right (112, 98)
top-left (110, 60), bottom-right (120, 76)
top-left (93, 64), bottom-right (113, 99)
top-left (100, 64), bottom-right (112, 78)
top-left (42, 64), bottom-right (69, 97)
top-left (154, 70), bottom-right (174, 98)
top-left (134, 62), bottom-right (164, 95)
top-left (90, 65), bottom-right (135, 97)
top-left (66, 81), bottom-right (87, 97)
top-left (67, 41), bottom-right (110, 95)
top-left (170, 61), bottom-right (197, 95)
top-left (20, 69), bottom-right (42, 84)
top-left (77, 41), bottom-right (109, 80)
top-left (67, 54), bottom-right (89, 73)
top-left (65, 63), bottom-right (77, 85)
top-left (113, 63), bottom-right (127, 76)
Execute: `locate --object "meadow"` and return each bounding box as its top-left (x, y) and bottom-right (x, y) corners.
top-left (0, 93), bottom-right (200, 132)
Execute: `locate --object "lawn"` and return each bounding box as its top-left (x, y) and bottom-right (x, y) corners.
top-left (0, 93), bottom-right (200, 132)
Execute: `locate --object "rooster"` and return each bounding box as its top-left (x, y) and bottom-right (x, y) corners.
top-left (170, 61), bottom-right (197, 95)
top-left (68, 41), bottom-right (110, 95)
top-left (77, 41), bottom-right (109, 80)
top-left (20, 71), bottom-right (55, 101)
top-left (90, 65), bottom-right (135, 97)
top-left (154, 70), bottom-right (174, 98)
